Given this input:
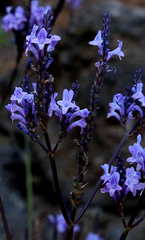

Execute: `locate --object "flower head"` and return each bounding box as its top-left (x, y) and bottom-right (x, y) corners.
top-left (125, 167), bottom-right (145, 196)
top-left (127, 135), bottom-right (145, 172)
top-left (101, 165), bottom-right (122, 198)
top-left (2, 6), bottom-right (26, 31)
top-left (48, 89), bottom-right (90, 134)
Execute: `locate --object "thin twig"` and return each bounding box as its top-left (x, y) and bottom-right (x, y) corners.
top-left (75, 180), bottom-right (101, 224)
top-left (109, 119), bottom-right (141, 169)
top-left (43, 132), bottom-right (72, 226)
top-left (50, 0), bottom-right (65, 28)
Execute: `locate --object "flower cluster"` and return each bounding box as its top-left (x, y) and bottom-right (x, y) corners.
top-left (30, 0), bottom-right (52, 26)
top-left (25, 24), bottom-right (61, 60)
top-left (101, 135), bottom-right (145, 198)
top-left (48, 89), bottom-right (90, 133)
top-left (5, 87), bottom-right (35, 135)
top-left (48, 214), bottom-right (80, 233)
top-left (107, 81), bottom-right (145, 124)
top-left (6, 87), bottom-right (89, 135)
top-left (2, 6), bottom-right (27, 31)
top-left (89, 26), bottom-right (124, 64)
top-left (1, 0), bottom-right (52, 32)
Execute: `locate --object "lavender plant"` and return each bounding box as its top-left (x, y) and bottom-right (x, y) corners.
top-left (1, 1), bottom-right (145, 240)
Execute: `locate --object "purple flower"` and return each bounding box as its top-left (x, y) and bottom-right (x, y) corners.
top-left (107, 40), bottom-right (124, 61)
top-left (31, 27), bottom-right (50, 50)
top-left (57, 89), bottom-right (79, 115)
top-left (89, 31), bottom-right (124, 61)
top-left (6, 87), bottom-right (35, 134)
top-left (47, 35), bottom-right (61, 52)
top-left (132, 82), bottom-right (145, 106)
top-left (10, 87), bottom-right (27, 103)
top-left (25, 25), bottom-right (39, 58)
top-left (48, 214), bottom-right (80, 233)
top-left (107, 82), bottom-right (145, 124)
top-left (107, 93), bottom-right (125, 121)
top-left (127, 135), bottom-right (145, 172)
top-left (68, 118), bottom-right (87, 133)
top-left (89, 31), bottom-right (103, 55)
top-left (30, 0), bottom-right (52, 26)
top-left (101, 167), bottom-right (122, 198)
top-left (48, 89), bottom-right (90, 134)
top-left (86, 233), bottom-right (103, 240)
top-left (125, 167), bottom-right (145, 196)
top-left (25, 25), bottom-right (61, 58)
top-left (101, 164), bottom-right (117, 183)
top-left (2, 6), bottom-right (26, 31)
top-left (48, 93), bottom-right (61, 118)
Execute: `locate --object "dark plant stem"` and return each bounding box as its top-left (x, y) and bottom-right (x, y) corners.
top-left (50, 0), bottom-right (65, 28)
top-left (75, 180), bottom-right (101, 224)
top-left (48, 151), bottom-right (72, 226)
top-left (120, 229), bottom-right (129, 240)
top-left (43, 132), bottom-right (72, 226)
top-left (109, 119), bottom-right (141, 169)
top-left (65, 208), bottom-right (76, 240)
top-left (0, 196), bottom-right (12, 240)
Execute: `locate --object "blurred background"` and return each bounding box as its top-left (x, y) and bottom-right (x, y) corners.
top-left (0, 0), bottom-right (145, 239)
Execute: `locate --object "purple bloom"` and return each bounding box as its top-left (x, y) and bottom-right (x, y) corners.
top-left (101, 167), bottom-right (122, 198)
top-left (107, 93), bottom-right (125, 121)
top-left (89, 31), bottom-right (124, 61)
top-left (107, 83), bottom-right (144, 124)
top-left (101, 164), bottom-right (117, 183)
top-left (30, 0), bottom-right (52, 26)
top-left (125, 167), bottom-right (145, 196)
top-left (48, 93), bottom-right (61, 118)
top-left (2, 6), bottom-right (26, 31)
top-left (25, 25), bottom-right (39, 58)
top-left (107, 40), bottom-right (124, 61)
top-left (48, 214), bottom-right (80, 233)
top-left (25, 25), bottom-right (61, 58)
top-left (10, 87), bottom-right (27, 104)
top-left (86, 233), bottom-right (103, 240)
top-left (48, 89), bottom-right (90, 134)
top-left (127, 135), bottom-right (145, 171)
top-left (31, 27), bottom-right (50, 50)
top-left (68, 118), bottom-right (87, 133)
top-left (132, 82), bottom-right (145, 107)
top-left (6, 87), bottom-right (35, 134)
top-left (89, 31), bottom-right (103, 55)
top-left (47, 35), bottom-right (61, 52)
top-left (57, 89), bottom-right (79, 115)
